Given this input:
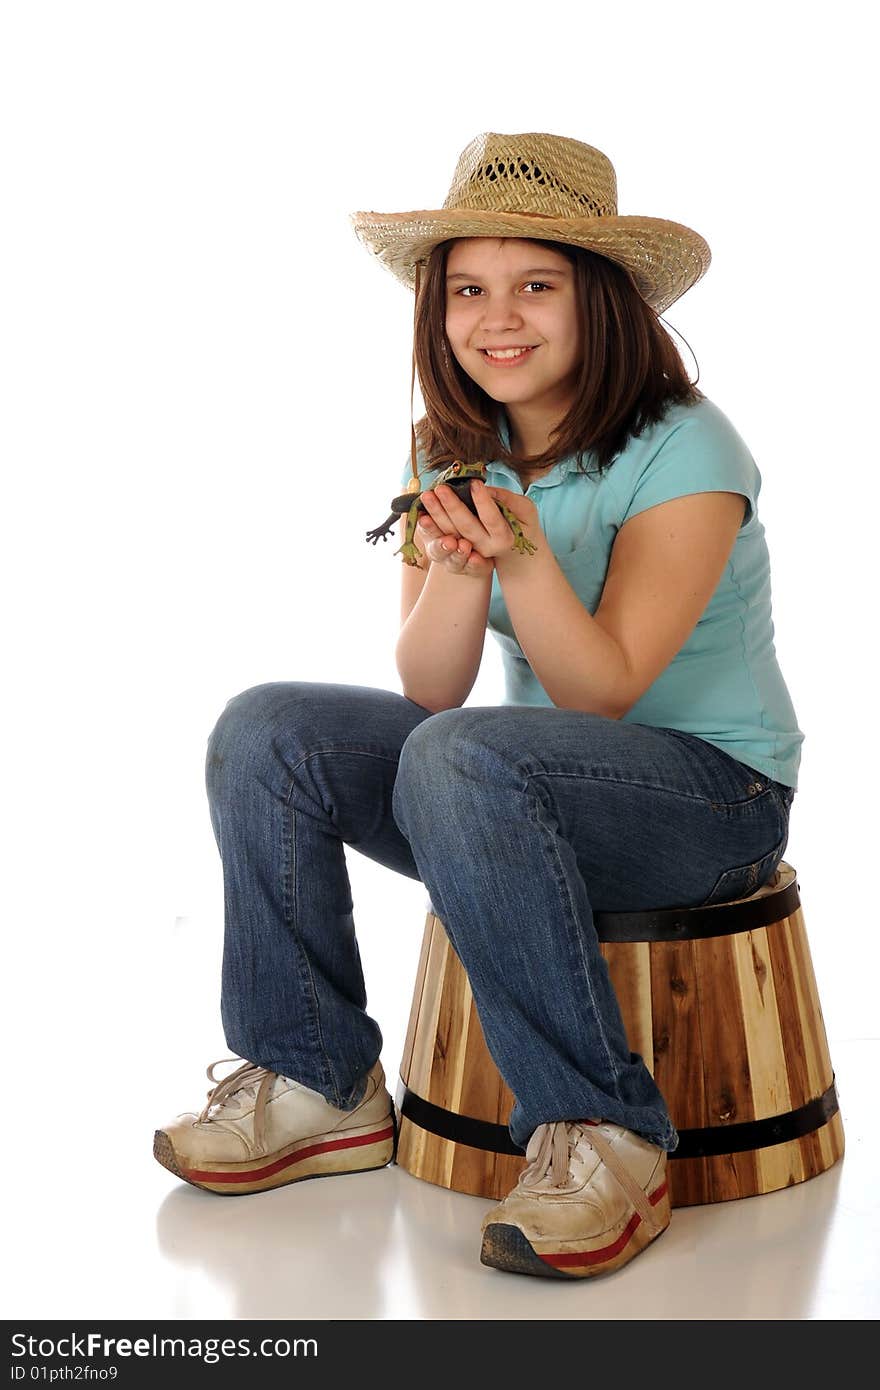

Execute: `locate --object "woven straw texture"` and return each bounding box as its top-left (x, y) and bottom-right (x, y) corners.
top-left (352, 132), bottom-right (711, 314)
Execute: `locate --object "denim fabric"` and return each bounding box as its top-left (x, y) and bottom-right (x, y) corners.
top-left (205, 682), bottom-right (795, 1152)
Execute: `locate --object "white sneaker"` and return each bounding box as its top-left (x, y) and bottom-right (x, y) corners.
top-left (480, 1119), bottom-right (670, 1278)
top-left (154, 1057), bottom-right (396, 1195)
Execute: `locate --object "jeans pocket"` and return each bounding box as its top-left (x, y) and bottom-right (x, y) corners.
top-left (769, 780), bottom-right (796, 814)
top-left (699, 834), bottom-right (788, 907)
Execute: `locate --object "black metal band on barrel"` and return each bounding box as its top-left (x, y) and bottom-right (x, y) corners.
top-left (671, 1081), bottom-right (839, 1158)
top-left (593, 876), bottom-right (801, 943)
top-left (397, 1083), bottom-right (525, 1156)
top-left (396, 1078), bottom-right (838, 1161)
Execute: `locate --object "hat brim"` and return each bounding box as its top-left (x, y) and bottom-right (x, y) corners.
top-left (351, 207), bottom-right (710, 314)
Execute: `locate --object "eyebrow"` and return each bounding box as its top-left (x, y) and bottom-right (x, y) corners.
top-left (446, 267), bottom-right (569, 282)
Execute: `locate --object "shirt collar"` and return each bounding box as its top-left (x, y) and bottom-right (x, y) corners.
top-left (487, 413), bottom-right (581, 490)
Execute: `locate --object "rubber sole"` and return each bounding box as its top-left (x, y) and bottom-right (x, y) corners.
top-left (480, 1224), bottom-right (576, 1278)
top-left (481, 1183), bottom-right (671, 1279)
top-left (153, 1109), bottom-right (398, 1196)
top-left (481, 1215), bottom-right (669, 1279)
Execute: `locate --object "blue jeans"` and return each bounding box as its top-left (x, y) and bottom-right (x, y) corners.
top-left (205, 682), bottom-right (795, 1152)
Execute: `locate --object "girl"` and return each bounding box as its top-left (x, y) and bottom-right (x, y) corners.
top-left (154, 132), bottom-right (801, 1281)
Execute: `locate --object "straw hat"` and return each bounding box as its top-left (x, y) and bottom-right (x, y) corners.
top-left (352, 131), bottom-right (710, 314)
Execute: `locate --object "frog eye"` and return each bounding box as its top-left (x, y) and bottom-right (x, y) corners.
top-left (452, 461), bottom-right (463, 474)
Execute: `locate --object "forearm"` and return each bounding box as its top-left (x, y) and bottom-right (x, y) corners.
top-left (494, 544), bottom-right (631, 717)
top-left (396, 562), bottom-right (493, 712)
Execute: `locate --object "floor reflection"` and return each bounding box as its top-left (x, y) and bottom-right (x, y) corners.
top-left (153, 1111), bottom-right (851, 1318)
top-left (390, 1157), bottom-right (843, 1320)
top-left (155, 1167), bottom-right (400, 1320)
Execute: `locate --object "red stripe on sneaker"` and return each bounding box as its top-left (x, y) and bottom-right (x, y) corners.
top-left (538, 1180), bottom-right (669, 1270)
top-left (184, 1123), bottom-right (395, 1184)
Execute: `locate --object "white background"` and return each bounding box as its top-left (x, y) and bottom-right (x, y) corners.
top-left (2, 0), bottom-right (877, 1321)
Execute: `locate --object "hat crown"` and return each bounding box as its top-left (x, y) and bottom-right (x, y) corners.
top-left (443, 132), bottom-right (619, 222)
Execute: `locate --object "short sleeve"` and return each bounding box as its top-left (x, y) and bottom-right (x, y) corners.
top-left (618, 403), bottom-right (761, 530)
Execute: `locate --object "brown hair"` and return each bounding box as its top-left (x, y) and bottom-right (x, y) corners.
top-left (412, 237), bottom-right (704, 480)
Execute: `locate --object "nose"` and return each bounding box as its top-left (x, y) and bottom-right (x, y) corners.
top-left (476, 290), bottom-right (525, 334)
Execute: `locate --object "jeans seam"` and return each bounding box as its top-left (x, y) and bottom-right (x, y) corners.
top-left (701, 832), bottom-right (788, 904)
top-left (518, 765), bottom-right (771, 812)
top-left (283, 747), bottom-right (402, 780)
top-left (283, 796), bottom-right (341, 1106)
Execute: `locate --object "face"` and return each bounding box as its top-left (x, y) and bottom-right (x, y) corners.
top-left (444, 238), bottom-right (582, 423)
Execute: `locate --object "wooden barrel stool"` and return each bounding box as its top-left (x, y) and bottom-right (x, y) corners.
top-left (396, 862), bottom-right (844, 1207)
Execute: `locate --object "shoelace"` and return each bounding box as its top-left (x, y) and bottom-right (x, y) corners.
top-left (197, 1058), bottom-right (280, 1155)
top-left (520, 1120), bottom-right (664, 1236)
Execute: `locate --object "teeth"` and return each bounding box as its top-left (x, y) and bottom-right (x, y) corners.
top-left (484, 347), bottom-right (532, 359)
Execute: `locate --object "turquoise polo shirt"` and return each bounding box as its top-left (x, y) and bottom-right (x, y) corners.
top-left (400, 396), bottom-right (803, 789)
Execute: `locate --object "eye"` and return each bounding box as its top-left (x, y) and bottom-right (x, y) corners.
top-left (454, 281), bottom-right (551, 297)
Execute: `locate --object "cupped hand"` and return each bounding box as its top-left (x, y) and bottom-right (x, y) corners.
top-left (418, 480), bottom-right (540, 577)
top-left (416, 513), bottom-right (494, 578)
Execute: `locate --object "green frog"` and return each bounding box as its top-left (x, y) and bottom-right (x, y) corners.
top-left (365, 460), bottom-right (538, 567)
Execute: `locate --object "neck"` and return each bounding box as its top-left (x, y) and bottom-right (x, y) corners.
top-left (505, 402), bottom-right (567, 462)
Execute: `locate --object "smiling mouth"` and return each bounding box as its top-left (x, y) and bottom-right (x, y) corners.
top-left (480, 346), bottom-right (537, 361)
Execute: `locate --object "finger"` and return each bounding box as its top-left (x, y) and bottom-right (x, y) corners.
top-left (438, 542), bottom-right (467, 568)
top-left (420, 496), bottom-right (457, 538)
top-left (473, 480), bottom-right (510, 524)
top-left (481, 483), bottom-right (535, 531)
top-left (427, 534), bottom-right (463, 560)
top-left (447, 533), bottom-right (475, 562)
top-left (464, 550), bottom-right (492, 575)
top-left (417, 516), bottom-right (449, 546)
top-left (434, 485), bottom-right (483, 541)
top-left (464, 480), bottom-right (508, 547)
